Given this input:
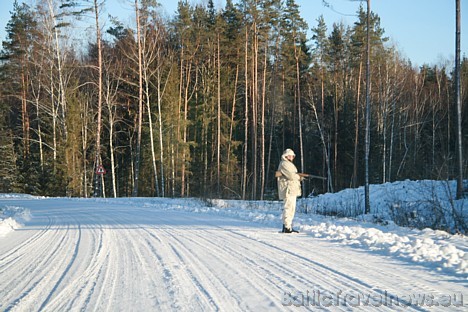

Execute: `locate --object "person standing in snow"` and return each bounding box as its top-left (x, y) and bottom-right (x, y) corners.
top-left (277, 148), bottom-right (306, 233)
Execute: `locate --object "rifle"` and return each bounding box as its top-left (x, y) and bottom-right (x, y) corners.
top-left (275, 171), bottom-right (327, 180)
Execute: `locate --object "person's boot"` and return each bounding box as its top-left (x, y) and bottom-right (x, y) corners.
top-left (282, 225), bottom-right (286, 233)
top-left (284, 226), bottom-right (299, 233)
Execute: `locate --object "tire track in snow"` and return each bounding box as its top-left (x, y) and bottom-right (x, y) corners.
top-left (115, 220), bottom-right (223, 310)
top-left (127, 208), bottom-right (432, 311)
top-left (48, 208), bottom-right (173, 311)
top-left (161, 216), bottom-right (361, 301)
top-left (223, 227), bottom-right (466, 311)
top-left (157, 226), bottom-right (288, 310)
top-left (255, 232), bottom-right (465, 309)
top-left (121, 210), bottom-right (274, 310)
top-left (168, 215), bottom-right (439, 311)
top-left (44, 221), bottom-right (109, 311)
top-left (0, 215), bottom-right (53, 274)
top-left (37, 223), bottom-right (82, 310)
top-left (1, 200), bottom-right (465, 311)
top-left (1, 221), bottom-right (66, 309)
top-left (1, 208), bottom-right (109, 311)
top-left (136, 227), bottom-right (195, 310)
top-left (2, 220), bottom-right (79, 311)
top-left (223, 229), bottom-right (433, 311)
top-left (184, 229), bottom-right (385, 311)
top-left (146, 212), bottom-right (360, 311)
top-left (106, 225), bottom-right (166, 310)
top-left (42, 209), bottom-right (149, 311)
top-left (89, 229), bottom-right (125, 312)
top-left (168, 243), bottom-right (221, 309)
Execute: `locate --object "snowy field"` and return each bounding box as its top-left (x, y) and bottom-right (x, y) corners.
top-left (0, 180), bottom-right (467, 311)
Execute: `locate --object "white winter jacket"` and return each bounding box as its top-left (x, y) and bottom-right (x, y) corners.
top-left (277, 153), bottom-right (302, 200)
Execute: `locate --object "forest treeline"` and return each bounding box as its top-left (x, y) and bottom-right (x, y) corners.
top-left (0, 0), bottom-right (466, 202)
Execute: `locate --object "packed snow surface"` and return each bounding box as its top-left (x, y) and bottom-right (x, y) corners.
top-left (0, 181), bottom-right (466, 311)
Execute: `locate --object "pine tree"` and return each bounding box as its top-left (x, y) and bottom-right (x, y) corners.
top-left (310, 15), bottom-right (333, 192)
top-left (1, 1), bottom-right (37, 158)
top-left (281, 0), bottom-right (309, 195)
top-left (0, 129), bottom-right (19, 193)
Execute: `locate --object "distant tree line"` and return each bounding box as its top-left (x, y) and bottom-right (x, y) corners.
top-left (0, 0), bottom-right (466, 202)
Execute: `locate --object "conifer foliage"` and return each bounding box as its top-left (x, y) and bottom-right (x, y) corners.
top-left (0, 0), bottom-right (466, 200)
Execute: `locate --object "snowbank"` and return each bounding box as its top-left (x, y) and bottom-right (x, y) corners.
top-left (0, 217), bottom-right (22, 237)
top-left (300, 222), bottom-right (467, 275)
top-left (0, 198), bottom-right (32, 237)
top-left (306, 180), bottom-right (467, 232)
top-left (158, 192), bottom-right (468, 276)
top-left (1, 180), bottom-right (466, 277)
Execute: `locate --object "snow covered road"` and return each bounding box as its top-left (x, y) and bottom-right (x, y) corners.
top-left (0, 197), bottom-right (466, 311)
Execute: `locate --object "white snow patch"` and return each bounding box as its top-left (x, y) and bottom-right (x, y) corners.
top-left (0, 202), bottom-right (32, 237)
top-left (148, 184), bottom-right (468, 276)
top-left (0, 217), bottom-right (21, 237)
top-left (0, 180), bottom-right (467, 276)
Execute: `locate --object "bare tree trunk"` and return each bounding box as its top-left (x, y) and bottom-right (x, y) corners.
top-left (309, 92), bottom-right (333, 193)
top-left (156, 68), bottom-right (166, 197)
top-left (333, 74), bottom-right (338, 189)
top-left (47, 0), bottom-right (67, 141)
top-left (155, 44), bottom-right (172, 197)
top-left (27, 44), bottom-right (45, 171)
top-left (106, 92), bottom-right (117, 198)
top-left (93, 0), bottom-right (104, 197)
top-left (103, 53), bottom-right (122, 198)
top-left (82, 99), bottom-right (90, 197)
top-left (176, 46), bottom-right (184, 197)
top-left (146, 82), bottom-right (160, 197)
top-left (381, 64), bottom-right (389, 184)
top-left (321, 68), bottom-right (326, 190)
top-left (132, 0), bottom-right (143, 197)
top-left (178, 43), bottom-right (196, 197)
top-left (138, 12), bottom-right (162, 197)
top-left (20, 68), bottom-right (30, 157)
top-left (260, 41), bottom-right (267, 200)
top-left (455, 0), bottom-right (464, 199)
top-left (227, 54), bottom-right (239, 183)
top-left (181, 61), bottom-right (193, 197)
top-left (217, 33), bottom-right (221, 196)
top-left (34, 95), bottom-right (44, 171)
top-left (364, 0), bottom-right (371, 214)
top-left (43, 0), bottom-right (67, 172)
top-left (50, 65), bottom-right (58, 164)
top-left (242, 28), bottom-right (249, 200)
top-left (252, 22), bottom-right (258, 199)
top-left (266, 36), bottom-right (281, 192)
top-left (294, 38), bottom-right (305, 196)
top-left (352, 60), bottom-right (362, 188)
top-left (388, 59), bottom-right (398, 182)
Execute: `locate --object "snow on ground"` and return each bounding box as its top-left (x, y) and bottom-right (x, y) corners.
top-left (175, 199), bottom-right (468, 276)
top-left (0, 195), bottom-right (32, 237)
top-left (166, 180), bottom-right (468, 276)
top-left (0, 180), bottom-right (467, 311)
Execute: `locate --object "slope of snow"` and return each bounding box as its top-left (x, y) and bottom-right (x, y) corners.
top-left (0, 180), bottom-right (466, 311)
top-left (0, 201), bottom-right (32, 237)
top-left (0, 217), bottom-right (21, 237)
top-left (163, 197), bottom-right (467, 276)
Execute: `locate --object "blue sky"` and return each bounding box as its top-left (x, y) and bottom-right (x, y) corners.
top-left (1, 0), bottom-right (466, 67)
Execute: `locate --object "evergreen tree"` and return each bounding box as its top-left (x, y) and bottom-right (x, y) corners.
top-left (1, 1), bottom-right (37, 157)
top-left (0, 0), bottom-right (465, 201)
top-left (0, 128), bottom-right (19, 192)
top-left (309, 15), bottom-right (333, 192)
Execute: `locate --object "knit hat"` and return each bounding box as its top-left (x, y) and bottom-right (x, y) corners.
top-left (282, 148), bottom-right (295, 158)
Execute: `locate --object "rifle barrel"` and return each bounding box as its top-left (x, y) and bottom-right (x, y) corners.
top-left (276, 171), bottom-right (327, 180)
